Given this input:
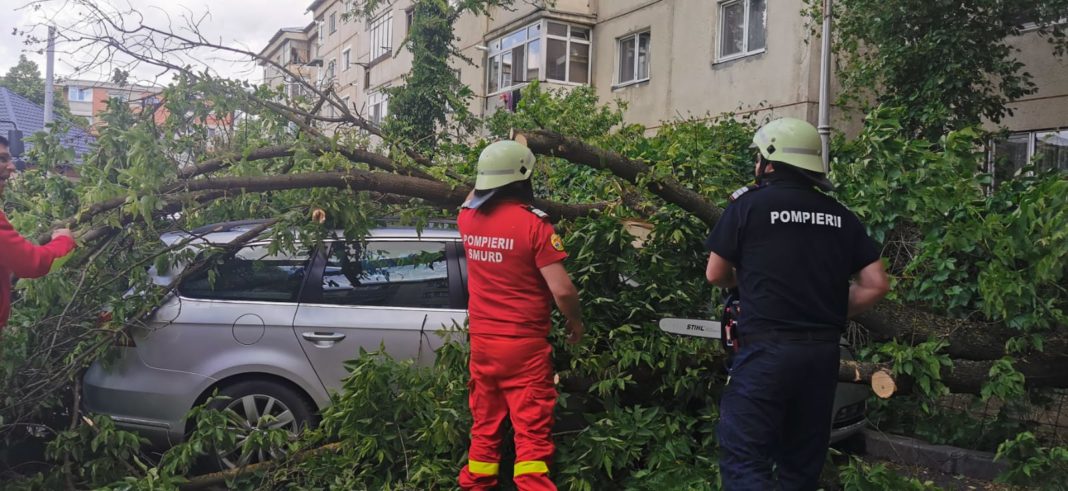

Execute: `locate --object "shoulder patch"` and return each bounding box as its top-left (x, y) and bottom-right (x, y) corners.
top-left (550, 233), bottom-right (565, 251)
top-left (728, 184), bottom-right (763, 202)
top-left (525, 206), bottom-right (550, 220)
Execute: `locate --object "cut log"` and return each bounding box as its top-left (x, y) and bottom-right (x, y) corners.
top-left (837, 356), bottom-right (1068, 397)
top-left (838, 360), bottom-right (902, 398)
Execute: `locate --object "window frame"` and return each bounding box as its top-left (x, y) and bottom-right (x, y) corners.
top-left (368, 90), bottom-right (389, 124)
top-left (989, 128), bottom-right (1068, 185)
top-left (329, 11), bottom-right (337, 34)
top-left (342, 48), bottom-right (352, 71)
top-left (301, 238), bottom-right (465, 310)
top-left (68, 87), bottom-right (92, 102)
top-left (484, 19), bottom-right (592, 97)
top-left (614, 30), bottom-right (651, 88)
top-left (369, 11), bottom-right (394, 63)
top-left (176, 242), bottom-right (314, 304)
top-left (544, 21), bottom-right (591, 85)
top-left (716, 0), bottom-right (767, 63)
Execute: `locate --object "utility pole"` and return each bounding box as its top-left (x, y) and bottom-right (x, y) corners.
top-left (44, 26), bottom-right (56, 127)
top-left (817, 0), bottom-right (833, 173)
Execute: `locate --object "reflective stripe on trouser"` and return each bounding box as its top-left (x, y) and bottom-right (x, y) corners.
top-left (459, 334), bottom-right (556, 491)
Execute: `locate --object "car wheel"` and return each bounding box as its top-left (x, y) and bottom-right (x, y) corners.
top-left (208, 380), bottom-right (316, 470)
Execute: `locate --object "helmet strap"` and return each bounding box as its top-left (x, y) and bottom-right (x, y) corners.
top-left (755, 154), bottom-right (771, 185)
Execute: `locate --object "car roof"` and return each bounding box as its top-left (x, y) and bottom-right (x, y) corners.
top-left (160, 218), bottom-right (460, 246)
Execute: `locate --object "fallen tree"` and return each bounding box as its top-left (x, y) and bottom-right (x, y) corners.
top-left (514, 129), bottom-right (1066, 376)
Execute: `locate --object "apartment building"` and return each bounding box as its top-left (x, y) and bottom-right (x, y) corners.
top-left (258, 23), bottom-right (319, 101)
top-left (56, 79), bottom-right (160, 129)
top-left (261, 0), bottom-right (1067, 175)
top-left (993, 20), bottom-right (1068, 180)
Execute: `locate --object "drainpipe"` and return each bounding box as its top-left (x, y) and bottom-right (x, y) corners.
top-left (817, 0), bottom-right (832, 173)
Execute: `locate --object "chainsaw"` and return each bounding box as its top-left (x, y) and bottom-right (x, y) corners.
top-left (658, 290), bottom-right (741, 352)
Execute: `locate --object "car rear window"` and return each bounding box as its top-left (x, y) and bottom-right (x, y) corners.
top-left (179, 245), bottom-right (310, 302)
top-left (319, 241), bottom-right (450, 309)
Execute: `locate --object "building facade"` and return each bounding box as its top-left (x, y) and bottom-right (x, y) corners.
top-left (260, 0), bottom-right (1067, 176)
top-left (56, 79), bottom-right (160, 130)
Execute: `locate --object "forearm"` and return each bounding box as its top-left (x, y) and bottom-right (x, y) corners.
top-left (1, 229), bottom-right (75, 279)
top-left (847, 283), bottom-right (883, 318)
top-left (708, 268), bottom-right (738, 289)
top-left (553, 290), bottom-right (583, 323)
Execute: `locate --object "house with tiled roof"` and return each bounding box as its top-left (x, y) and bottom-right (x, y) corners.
top-left (0, 86), bottom-right (96, 169)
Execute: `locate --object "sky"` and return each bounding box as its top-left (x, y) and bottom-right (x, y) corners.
top-left (0, 0), bottom-right (312, 87)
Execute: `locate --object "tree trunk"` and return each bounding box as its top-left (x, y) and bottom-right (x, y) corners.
top-left (854, 303), bottom-right (1068, 361)
top-left (838, 357), bottom-right (1068, 396)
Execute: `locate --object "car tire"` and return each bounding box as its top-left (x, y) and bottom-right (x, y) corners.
top-left (206, 380), bottom-right (317, 470)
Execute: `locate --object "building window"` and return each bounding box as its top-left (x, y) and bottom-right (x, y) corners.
top-left (327, 60), bottom-right (336, 82)
top-left (369, 12), bottom-right (393, 61)
top-left (68, 87), bottom-right (92, 102)
top-left (364, 66), bottom-right (372, 88)
top-left (485, 20), bottom-right (590, 96)
top-left (343, 48), bottom-right (352, 70)
top-left (718, 0), bottom-right (766, 61)
top-left (330, 12), bottom-right (337, 33)
top-left (369, 91), bottom-right (389, 124)
top-left (406, 8), bottom-right (415, 32)
top-left (545, 21), bottom-right (590, 84)
top-left (991, 129), bottom-right (1068, 184)
top-left (108, 91), bottom-right (130, 102)
top-left (616, 31), bottom-right (650, 86)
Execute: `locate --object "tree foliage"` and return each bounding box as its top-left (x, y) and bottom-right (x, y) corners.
top-left (812, 0), bottom-right (1068, 140)
top-left (0, 55), bottom-right (83, 127)
top-left (0, 1), bottom-right (1066, 489)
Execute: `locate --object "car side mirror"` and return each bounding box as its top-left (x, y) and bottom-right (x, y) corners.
top-left (7, 130), bottom-right (24, 157)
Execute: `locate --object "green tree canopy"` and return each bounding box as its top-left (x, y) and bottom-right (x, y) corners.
top-left (1, 55), bottom-right (47, 105)
top-left (817, 0), bottom-right (1068, 140)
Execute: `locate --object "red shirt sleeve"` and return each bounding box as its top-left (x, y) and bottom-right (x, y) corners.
top-left (0, 212), bottom-right (76, 279)
top-left (532, 218), bottom-right (568, 269)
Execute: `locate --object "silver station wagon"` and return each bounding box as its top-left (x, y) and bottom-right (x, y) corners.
top-left (82, 220), bottom-right (866, 468)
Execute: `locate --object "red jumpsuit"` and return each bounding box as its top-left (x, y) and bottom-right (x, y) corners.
top-left (0, 211), bottom-right (76, 330)
top-left (458, 201), bottom-right (568, 491)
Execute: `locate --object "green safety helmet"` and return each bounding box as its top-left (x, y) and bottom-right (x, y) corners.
top-left (466, 140), bottom-right (536, 209)
top-left (751, 117), bottom-right (832, 190)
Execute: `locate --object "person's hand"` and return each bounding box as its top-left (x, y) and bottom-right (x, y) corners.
top-left (565, 319), bottom-right (584, 345)
top-left (51, 228), bottom-right (73, 241)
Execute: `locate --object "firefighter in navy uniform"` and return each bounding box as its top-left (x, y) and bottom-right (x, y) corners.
top-left (704, 118), bottom-right (890, 491)
top-left (458, 140), bottom-right (584, 491)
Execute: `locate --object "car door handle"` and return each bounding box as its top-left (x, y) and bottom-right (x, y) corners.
top-left (301, 332), bottom-right (346, 346)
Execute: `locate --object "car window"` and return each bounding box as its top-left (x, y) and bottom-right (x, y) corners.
top-left (179, 245), bottom-right (310, 302)
top-left (320, 241), bottom-right (450, 308)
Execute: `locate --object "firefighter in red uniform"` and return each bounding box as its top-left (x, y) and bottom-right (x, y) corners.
top-left (0, 135), bottom-right (75, 333)
top-left (458, 140), bottom-right (584, 491)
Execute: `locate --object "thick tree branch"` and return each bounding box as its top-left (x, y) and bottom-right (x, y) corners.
top-left (170, 170), bottom-right (601, 221)
top-left (515, 130), bottom-right (722, 225)
top-left (855, 303), bottom-right (1068, 361)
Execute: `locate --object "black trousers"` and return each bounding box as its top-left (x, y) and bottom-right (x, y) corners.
top-left (717, 339), bottom-right (840, 491)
